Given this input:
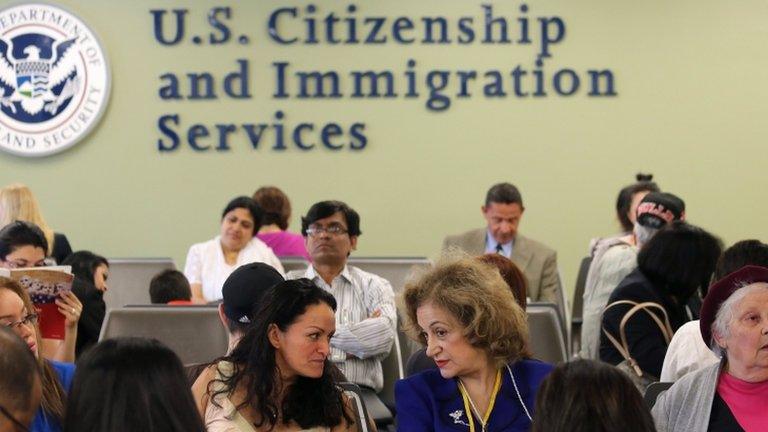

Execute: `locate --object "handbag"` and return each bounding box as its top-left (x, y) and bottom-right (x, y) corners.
top-left (601, 300), bottom-right (674, 392)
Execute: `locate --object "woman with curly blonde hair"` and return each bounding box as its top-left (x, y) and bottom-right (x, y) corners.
top-left (395, 255), bottom-right (552, 432)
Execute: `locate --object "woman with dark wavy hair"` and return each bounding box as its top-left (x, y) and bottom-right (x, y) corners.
top-left (192, 278), bottom-right (357, 432)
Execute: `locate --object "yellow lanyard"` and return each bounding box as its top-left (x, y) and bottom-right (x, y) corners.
top-left (457, 369), bottom-right (502, 432)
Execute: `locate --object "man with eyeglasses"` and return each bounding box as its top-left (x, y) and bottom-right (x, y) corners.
top-left (0, 326), bottom-right (42, 432)
top-left (287, 200), bottom-right (396, 424)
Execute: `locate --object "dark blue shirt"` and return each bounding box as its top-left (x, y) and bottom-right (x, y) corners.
top-left (395, 359), bottom-right (553, 432)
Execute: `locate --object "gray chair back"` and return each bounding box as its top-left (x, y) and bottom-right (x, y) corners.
top-left (527, 303), bottom-right (568, 364)
top-left (279, 257), bottom-right (309, 273)
top-left (103, 258), bottom-right (175, 309)
top-left (644, 381), bottom-right (674, 408)
top-left (570, 256), bottom-right (593, 354)
top-left (339, 382), bottom-right (373, 432)
top-left (99, 306), bottom-right (227, 365)
top-left (378, 317), bottom-right (404, 408)
top-left (348, 257), bottom-right (431, 293)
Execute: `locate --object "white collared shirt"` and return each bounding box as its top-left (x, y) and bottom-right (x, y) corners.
top-left (184, 236), bottom-right (285, 301)
top-left (484, 229), bottom-right (514, 257)
top-left (287, 264), bottom-right (396, 391)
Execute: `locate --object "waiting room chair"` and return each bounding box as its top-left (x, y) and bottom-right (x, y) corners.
top-left (99, 305), bottom-right (227, 365)
top-left (339, 382), bottom-right (374, 432)
top-left (279, 257), bottom-right (309, 273)
top-left (103, 258), bottom-right (175, 309)
top-left (405, 348), bottom-right (435, 377)
top-left (644, 381), bottom-right (674, 408)
top-left (570, 256), bottom-right (592, 354)
top-left (347, 257), bottom-right (431, 293)
top-left (526, 303), bottom-right (568, 364)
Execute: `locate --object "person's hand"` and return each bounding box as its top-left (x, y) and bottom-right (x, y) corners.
top-left (370, 309), bottom-right (381, 318)
top-left (56, 291), bottom-right (82, 329)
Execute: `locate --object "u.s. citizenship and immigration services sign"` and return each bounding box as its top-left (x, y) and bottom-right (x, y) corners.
top-left (0, 3), bottom-right (110, 157)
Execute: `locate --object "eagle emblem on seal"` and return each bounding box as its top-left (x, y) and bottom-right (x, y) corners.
top-left (0, 35), bottom-right (80, 119)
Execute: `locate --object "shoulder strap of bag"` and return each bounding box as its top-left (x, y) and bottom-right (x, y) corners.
top-left (601, 300), bottom-right (675, 377)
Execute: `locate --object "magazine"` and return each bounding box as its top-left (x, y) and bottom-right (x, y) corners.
top-left (0, 266), bottom-right (73, 340)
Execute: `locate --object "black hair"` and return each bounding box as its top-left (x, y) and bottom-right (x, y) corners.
top-left (714, 239), bottom-right (768, 280)
top-left (62, 251), bottom-right (108, 286)
top-left (63, 337), bottom-right (206, 432)
top-left (616, 173), bottom-right (660, 232)
top-left (301, 200), bottom-right (361, 237)
top-left (638, 221), bottom-right (722, 300)
top-left (484, 182), bottom-right (523, 207)
top-left (149, 270), bottom-right (192, 304)
top-left (0, 220), bottom-right (48, 261)
top-left (532, 359), bottom-right (656, 432)
top-left (222, 196), bottom-right (263, 233)
top-left (209, 279), bottom-right (353, 430)
top-left (0, 326), bottom-right (40, 414)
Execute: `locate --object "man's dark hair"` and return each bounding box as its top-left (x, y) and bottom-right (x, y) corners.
top-left (638, 221), bottom-right (723, 300)
top-left (714, 240), bottom-right (768, 280)
top-left (616, 173), bottom-right (660, 232)
top-left (484, 183), bottom-right (523, 207)
top-left (221, 196), bottom-right (263, 233)
top-left (0, 220), bottom-right (48, 261)
top-left (0, 326), bottom-right (40, 414)
top-left (301, 200), bottom-right (362, 237)
top-left (149, 270), bottom-right (192, 304)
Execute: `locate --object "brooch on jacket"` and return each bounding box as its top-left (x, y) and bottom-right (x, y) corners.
top-left (449, 410), bottom-right (470, 427)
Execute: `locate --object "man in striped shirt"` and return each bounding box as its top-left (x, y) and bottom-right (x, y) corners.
top-left (287, 200), bottom-right (396, 393)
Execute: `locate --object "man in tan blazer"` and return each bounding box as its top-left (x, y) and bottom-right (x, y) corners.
top-left (441, 182), bottom-right (560, 303)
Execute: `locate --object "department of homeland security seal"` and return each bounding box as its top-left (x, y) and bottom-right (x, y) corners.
top-left (0, 3), bottom-right (110, 157)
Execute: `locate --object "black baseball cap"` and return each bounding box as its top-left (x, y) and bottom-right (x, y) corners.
top-left (222, 263), bottom-right (284, 324)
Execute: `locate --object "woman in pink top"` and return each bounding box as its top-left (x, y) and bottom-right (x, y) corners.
top-left (253, 186), bottom-right (310, 261)
top-left (652, 265), bottom-right (768, 431)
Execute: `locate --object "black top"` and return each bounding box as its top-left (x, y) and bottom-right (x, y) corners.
top-left (51, 232), bottom-right (72, 264)
top-left (70, 277), bottom-right (105, 358)
top-left (599, 268), bottom-right (689, 378)
top-left (708, 392), bottom-right (744, 432)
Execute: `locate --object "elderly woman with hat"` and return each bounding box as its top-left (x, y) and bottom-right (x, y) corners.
top-left (652, 265), bottom-right (768, 431)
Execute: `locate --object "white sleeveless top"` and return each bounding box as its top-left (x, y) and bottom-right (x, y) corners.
top-left (204, 362), bottom-right (331, 432)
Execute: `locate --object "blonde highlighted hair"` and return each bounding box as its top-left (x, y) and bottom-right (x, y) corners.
top-left (0, 184), bottom-right (54, 255)
top-left (401, 253), bottom-right (531, 367)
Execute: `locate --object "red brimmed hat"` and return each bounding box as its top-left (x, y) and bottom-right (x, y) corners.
top-left (700, 265), bottom-right (768, 346)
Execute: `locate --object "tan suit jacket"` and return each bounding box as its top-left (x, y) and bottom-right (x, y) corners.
top-left (441, 228), bottom-right (560, 303)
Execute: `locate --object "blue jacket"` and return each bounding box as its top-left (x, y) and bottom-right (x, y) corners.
top-left (32, 361), bottom-right (75, 432)
top-left (395, 359), bottom-right (553, 432)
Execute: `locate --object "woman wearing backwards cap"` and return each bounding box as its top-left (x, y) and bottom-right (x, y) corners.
top-left (652, 265), bottom-right (768, 432)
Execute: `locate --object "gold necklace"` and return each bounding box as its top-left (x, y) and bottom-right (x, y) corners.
top-left (457, 369), bottom-right (502, 432)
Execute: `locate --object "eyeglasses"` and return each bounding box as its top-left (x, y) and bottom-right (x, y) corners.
top-left (306, 225), bottom-right (349, 237)
top-left (0, 404), bottom-right (30, 432)
top-left (1, 313), bottom-right (38, 330)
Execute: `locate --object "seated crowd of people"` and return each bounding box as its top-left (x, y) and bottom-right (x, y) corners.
top-left (1, 177), bottom-right (767, 432)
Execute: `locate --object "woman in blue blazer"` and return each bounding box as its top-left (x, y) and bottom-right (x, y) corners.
top-left (396, 256), bottom-right (553, 432)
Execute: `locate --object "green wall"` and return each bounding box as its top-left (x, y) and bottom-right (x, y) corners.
top-left (2, 0), bottom-right (767, 298)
